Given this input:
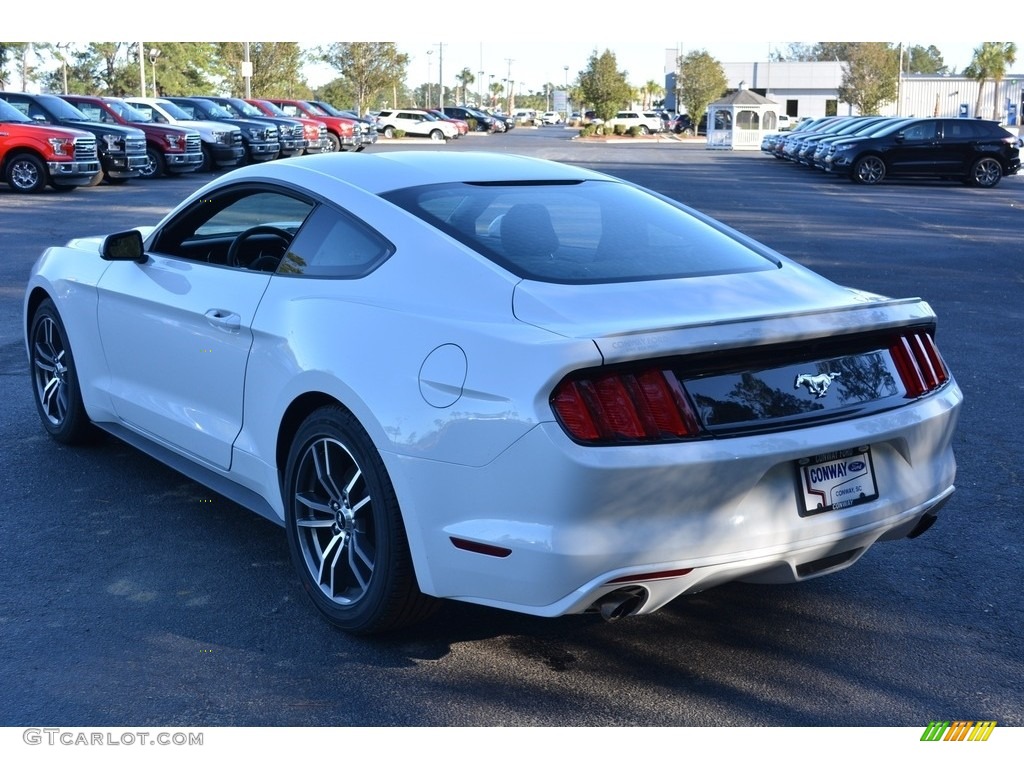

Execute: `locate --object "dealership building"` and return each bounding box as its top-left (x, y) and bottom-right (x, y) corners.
top-left (663, 56), bottom-right (1024, 127)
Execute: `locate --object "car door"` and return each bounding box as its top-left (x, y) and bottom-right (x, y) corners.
top-left (885, 119), bottom-right (942, 176)
top-left (939, 119), bottom-right (989, 174)
top-left (95, 185), bottom-right (314, 470)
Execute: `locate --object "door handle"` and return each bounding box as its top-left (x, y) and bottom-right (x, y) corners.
top-left (205, 309), bottom-right (241, 331)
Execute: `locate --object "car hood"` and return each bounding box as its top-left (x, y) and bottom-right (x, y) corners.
top-left (512, 266), bottom-right (934, 363)
top-left (178, 119), bottom-right (240, 134)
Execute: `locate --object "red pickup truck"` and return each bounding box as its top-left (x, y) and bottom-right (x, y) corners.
top-left (60, 95), bottom-right (202, 178)
top-left (263, 99), bottom-right (361, 152)
top-left (0, 97), bottom-right (100, 192)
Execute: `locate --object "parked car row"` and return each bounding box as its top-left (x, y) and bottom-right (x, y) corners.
top-left (0, 91), bottom-right (379, 193)
top-left (763, 114), bottom-right (1022, 188)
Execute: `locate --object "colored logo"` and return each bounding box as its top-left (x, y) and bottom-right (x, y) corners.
top-left (920, 721), bottom-right (997, 741)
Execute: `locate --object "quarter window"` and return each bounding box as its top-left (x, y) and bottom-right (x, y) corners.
top-left (279, 205), bottom-right (394, 277)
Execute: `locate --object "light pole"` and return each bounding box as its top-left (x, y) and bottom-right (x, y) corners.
top-left (56, 43), bottom-right (70, 93)
top-left (505, 58), bottom-right (514, 113)
top-left (478, 70), bottom-right (484, 108)
top-left (149, 48), bottom-right (160, 97)
top-left (437, 42), bottom-right (444, 110)
top-left (426, 50), bottom-right (433, 107)
top-left (564, 65), bottom-right (569, 116)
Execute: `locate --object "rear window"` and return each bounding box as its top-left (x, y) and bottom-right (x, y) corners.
top-left (383, 180), bottom-right (777, 284)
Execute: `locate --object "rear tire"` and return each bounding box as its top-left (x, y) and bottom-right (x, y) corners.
top-left (284, 406), bottom-right (437, 633)
top-left (969, 157), bottom-right (1002, 188)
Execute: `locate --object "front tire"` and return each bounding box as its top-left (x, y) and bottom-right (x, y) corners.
top-left (139, 147), bottom-right (166, 179)
top-left (429, 128), bottom-right (444, 141)
top-left (5, 152), bottom-right (48, 193)
top-left (969, 157), bottom-right (1002, 188)
top-left (30, 299), bottom-right (92, 444)
top-left (853, 155), bottom-right (886, 185)
top-left (284, 406), bottom-right (436, 633)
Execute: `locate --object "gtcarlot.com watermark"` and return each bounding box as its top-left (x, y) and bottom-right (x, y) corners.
top-left (23, 728), bottom-right (203, 747)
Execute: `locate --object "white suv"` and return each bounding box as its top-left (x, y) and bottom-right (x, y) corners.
top-left (375, 110), bottom-right (458, 141)
top-left (605, 110), bottom-right (662, 135)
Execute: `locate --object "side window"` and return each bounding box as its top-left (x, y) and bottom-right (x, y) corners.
top-left (77, 105), bottom-right (103, 121)
top-left (904, 121), bottom-right (938, 141)
top-left (151, 187), bottom-right (315, 269)
top-left (279, 205), bottom-right (394, 278)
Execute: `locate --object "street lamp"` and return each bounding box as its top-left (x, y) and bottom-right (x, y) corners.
top-left (564, 65), bottom-right (569, 116)
top-left (426, 50), bottom-right (433, 107)
top-left (478, 70), bottom-right (484, 108)
top-left (148, 48), bottom-right (160, 97)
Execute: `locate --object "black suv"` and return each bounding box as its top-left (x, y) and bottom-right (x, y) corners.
top-left (0, 91), bottom-right (148, 184)
top-left (442, 106), bottom-right (498, 133)
top-left (825, 117), bottom-right (1021, 187)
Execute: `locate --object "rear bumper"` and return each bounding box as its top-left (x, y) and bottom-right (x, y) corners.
top-left (388, 381), bottom-right (962, 617)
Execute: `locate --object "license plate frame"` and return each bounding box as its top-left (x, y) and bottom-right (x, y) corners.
top-left (796, 446), bottom-right (879, 517)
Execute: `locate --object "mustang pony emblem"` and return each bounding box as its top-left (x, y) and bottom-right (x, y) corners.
top-left (795, 372), bottom-right (840, 398)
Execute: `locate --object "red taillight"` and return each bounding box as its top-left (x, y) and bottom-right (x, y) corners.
top-left (551, 368), bottom-right (701, 444)
top-left (889, 331), bottom-right (950, 399)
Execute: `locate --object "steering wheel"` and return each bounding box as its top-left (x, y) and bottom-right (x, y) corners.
top-left (227, 225), bottom-right (293, 268)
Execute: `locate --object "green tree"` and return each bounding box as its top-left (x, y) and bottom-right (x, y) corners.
top-left (0, 43), bottom-right (45, 90)
top-left (140, 43), bottom-right (229, 97)
top-left (216, 43), bottom-right (305, 98)
top-left (641, 79), bottom-right (663, 109)
top-left (676, 50), bottom-right (727, 125)
top-left (488, 80), bottom-right (503, 109)
top-left (906, 45), bottom-right (947, 75)
top-left (837, 42), bottom-right (899, 115)
top-left (577, 49), bottom-right (632, 121)
top-left (39, 44), bottom-right (103, 94)
top-left (455, 67), bottom-right (474, 105)
top-left (964, 42), bottom-right (1018, 119)
top-left (318, 42), bottom-right (408, 116)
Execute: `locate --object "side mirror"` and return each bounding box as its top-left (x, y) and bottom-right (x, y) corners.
top-left (101, 230), bottom-right (147, 263)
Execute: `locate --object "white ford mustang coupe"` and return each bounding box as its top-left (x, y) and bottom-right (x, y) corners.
top-left (25, 151), bottom-right (962, 633)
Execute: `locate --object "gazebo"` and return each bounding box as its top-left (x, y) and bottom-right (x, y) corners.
top-left (705, 88), bottom-right (785, 150)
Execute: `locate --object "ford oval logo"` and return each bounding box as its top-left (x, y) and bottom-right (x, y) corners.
top-left (849, 461), bottom-right (865, 472)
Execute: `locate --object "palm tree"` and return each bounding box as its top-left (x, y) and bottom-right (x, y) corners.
top-left (642, 79), bottom-right (664, 110)
top-left (488, 80), bottom-right (503, 109)
top-left (455, 67), bottom-right (474, 106)
top-left (964, 42), bottom-right (1018, 120)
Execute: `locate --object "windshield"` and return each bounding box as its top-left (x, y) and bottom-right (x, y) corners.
top-left (37, 94), bottom-right (91, 121)
top-left (0, 99), bottom-right (31, 123)
top-left (154, 99), bottom-right (193, 120)
top-left (316, 102), bottom-right (344, 117)
top-left (256, 100), bottom-right (287, 117)
top-left (197, 100), bottom-right (234, 119)
top-left (384, 180), bottom-right (777, 284)
top-left (227, 99), bottom-right (263, 117)
top-left (105, 99), bottom-right (149, 122)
